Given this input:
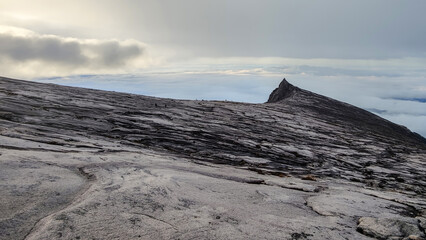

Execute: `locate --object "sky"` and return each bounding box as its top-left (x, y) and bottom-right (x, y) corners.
top-left (0, 0), bottom-right (425, 136)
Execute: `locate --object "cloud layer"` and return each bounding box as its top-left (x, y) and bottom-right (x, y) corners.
top-left (0, 26), bottom-right (153, 77)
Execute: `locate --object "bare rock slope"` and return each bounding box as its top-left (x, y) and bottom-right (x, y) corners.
top-left (0, 76), bottom-right (425, 240)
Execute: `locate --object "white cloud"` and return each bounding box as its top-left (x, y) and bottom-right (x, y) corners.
top-left (378, 114), bottom-right (426, 137)
top-left (0, 26), bottom-right (158, 78)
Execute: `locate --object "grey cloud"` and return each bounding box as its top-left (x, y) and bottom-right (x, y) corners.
top-left (2, 0), bottom-right (426, 59)
top-left (114, 0), bottom-right (426, 59)
top-left (390, 98), bottom-right (426, 103)
top-left (283, 66), bottom-right (402, 78)
top-left (0, 32), bottom-right (145, 68)
top-left (0, 33), bottom-right (86, 65)
top-left (90, 41), bottom-right (143, 67)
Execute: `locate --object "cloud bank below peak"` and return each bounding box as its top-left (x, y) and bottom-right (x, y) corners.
top-left (0, 26), bottom-right (157, 78)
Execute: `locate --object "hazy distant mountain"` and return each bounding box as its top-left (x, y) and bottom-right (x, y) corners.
top-left (1, 76), bottom-right (425, 240)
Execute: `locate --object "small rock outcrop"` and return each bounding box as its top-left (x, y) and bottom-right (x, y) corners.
top-left (267, 78), bottom-right (297, 103)
top-left (357, 217), bottom-right (425, 239)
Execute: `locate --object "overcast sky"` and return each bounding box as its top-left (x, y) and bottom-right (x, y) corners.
top-left (0, 0), bottom-right (425, 136)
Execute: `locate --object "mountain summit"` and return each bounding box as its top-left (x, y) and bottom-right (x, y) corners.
top-left (0, 76), bottom-right (425, 240)
top-left (267, 78), bottom-right (297, 103)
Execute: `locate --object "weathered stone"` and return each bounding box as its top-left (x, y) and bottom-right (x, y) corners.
top-left (417, 216), bottom-right (426, 231)
top-left (357, 217), bottom-right (425, 239)
top-left (267, 78), bottom-right (297, 103)
top-left (1, 76), bottom-right (425, 240)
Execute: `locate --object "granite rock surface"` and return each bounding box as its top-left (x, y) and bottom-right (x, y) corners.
top-left (0, 77), bottom-right (425, 239)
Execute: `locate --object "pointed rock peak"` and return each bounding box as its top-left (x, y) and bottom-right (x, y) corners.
top-left (267, 78), bottom-right (297, 103)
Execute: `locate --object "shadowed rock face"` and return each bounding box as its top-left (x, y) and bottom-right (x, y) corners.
top-left (269, 78), bottom-right (425, 144)
top-left (0, 76), bottom-right (425, 240)
top-left (267, 78), bottom-right (297, 103)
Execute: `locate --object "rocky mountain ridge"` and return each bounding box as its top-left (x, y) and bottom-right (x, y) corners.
top-left (0, 76), bottom-right (425, 239)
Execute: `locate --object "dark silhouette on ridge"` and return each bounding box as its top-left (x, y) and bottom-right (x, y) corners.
top-left (267, 78), bottom-right (297, 103)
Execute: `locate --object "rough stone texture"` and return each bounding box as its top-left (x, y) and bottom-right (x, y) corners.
top-left (418, 217), bottom-right (426, 232)
top-left (357, 217), bottom-right (424, 240)
top-left (267, 78), bottom-right (297, 103)
top-left (0, 76), bottom-right (425, 239)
